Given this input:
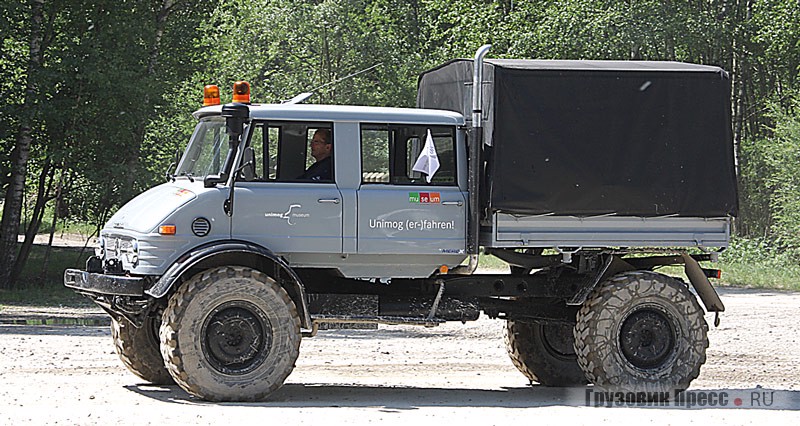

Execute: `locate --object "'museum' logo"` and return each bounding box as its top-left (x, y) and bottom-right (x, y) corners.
top-left (409, 192), bottom-right (440, 203)
top-left (264, 204), bottom-right (309, 225)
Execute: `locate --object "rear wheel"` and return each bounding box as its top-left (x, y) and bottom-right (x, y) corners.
top-left (160, 266), bottom-right (301, 401)
top-left (111, 314), bottom-right (173, 385)
top-left (574, 271), bottom-right (708, 394)
top-left (505, 320), bottom-right (588, 386)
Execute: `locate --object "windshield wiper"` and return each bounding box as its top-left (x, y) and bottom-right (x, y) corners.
top-left (178, 172), bottom-right (194, 183)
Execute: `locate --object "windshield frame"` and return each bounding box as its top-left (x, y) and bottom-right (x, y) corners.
top-left (175, 117), bottom-right (250, 184)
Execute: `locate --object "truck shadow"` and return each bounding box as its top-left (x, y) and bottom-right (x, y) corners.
top-left (125, 383), bottom-right (800, 410)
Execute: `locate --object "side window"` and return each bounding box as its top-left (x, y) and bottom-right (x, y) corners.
top-left (248, 124), bottom-right (264, 179)
top-left (405, 137), bottom-right (423, 180)
top-left (243, 121), bottom-right (333, 182)
top-left (267, 127), bottom-right (279, 179)
top-left (361, 126), bottom-right (390, 183)
top-left (360, 124), bottom-right (456, 185)
top-left (240, 123), bottom-right (278, 181)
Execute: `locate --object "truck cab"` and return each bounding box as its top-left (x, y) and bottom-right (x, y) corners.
top-left (94, 104), bottom-right (470, 284)
top-left (66, 48), bottom-right (736, 402)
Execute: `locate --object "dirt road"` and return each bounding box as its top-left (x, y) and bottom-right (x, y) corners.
top-left (1, 286), bottom-right (798, 424)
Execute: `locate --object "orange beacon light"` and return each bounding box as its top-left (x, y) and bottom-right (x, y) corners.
top-left (203, 84), bottom-right (220, 106)
top-left (232, 81), bottom-right (251, 104)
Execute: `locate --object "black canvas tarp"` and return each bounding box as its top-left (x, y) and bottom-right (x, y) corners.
top-left (417, 59), bottom-right (739, 218)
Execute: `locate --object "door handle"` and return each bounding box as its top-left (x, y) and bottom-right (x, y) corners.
top-left (318, 198), bottom-right (340, 204)
top-left (442, 201), bottom-right (463, 206)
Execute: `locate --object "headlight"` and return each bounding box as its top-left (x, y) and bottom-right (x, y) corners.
top-left (98, 235), bottom-right (139, 266)
top-left (123, 238), bottom-right (139, 265)
top-left (95, 237), bottom-right (106, 258)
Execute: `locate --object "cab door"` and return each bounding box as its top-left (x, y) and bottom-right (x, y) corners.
top-left (232, 121), bottom-right (343, 253)
top-left (357, 124), bottom-right (466, 255)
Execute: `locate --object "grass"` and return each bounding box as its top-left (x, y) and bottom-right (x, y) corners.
top-left (477, 254), bottom-right (509, 271)
top-left (0, 286), bottom-right (93, 309)
top-left (714, 237), bottom-right (800, 291)
top-left (714, 261), bottom-right (800, 291)
top-left (0, 242), bottom-right (93, 310)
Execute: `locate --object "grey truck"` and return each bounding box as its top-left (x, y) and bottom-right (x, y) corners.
top-left (65, 46), bottom-right (737, 401)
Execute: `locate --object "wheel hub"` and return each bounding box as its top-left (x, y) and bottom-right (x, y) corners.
top-left (541, 323), bottom-right (576, 359)
top-left (202, 301), bottom-right (272, 375)
top-left (619, 308), bottom-right (675, 369)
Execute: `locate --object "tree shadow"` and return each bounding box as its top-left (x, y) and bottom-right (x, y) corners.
top-left (0, 324), bottom-right (108, 337)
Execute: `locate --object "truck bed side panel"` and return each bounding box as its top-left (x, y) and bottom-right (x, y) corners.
top-left (488, 213), bottom-right (730, 248)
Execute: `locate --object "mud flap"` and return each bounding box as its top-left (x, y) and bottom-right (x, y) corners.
top-left (681, 253), bottom-right (725, 313)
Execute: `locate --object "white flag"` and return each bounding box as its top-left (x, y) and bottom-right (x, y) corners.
top-left (412, 130), bottom-right (440, 183)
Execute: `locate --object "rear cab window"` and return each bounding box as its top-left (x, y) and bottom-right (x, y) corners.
top-left (360, 124), bottom-right (456, 186)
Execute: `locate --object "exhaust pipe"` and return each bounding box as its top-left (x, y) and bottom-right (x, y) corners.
top-left (460, 44), bottom-right (491, 274)
top-left (472, 44), bottom-right (492, 128)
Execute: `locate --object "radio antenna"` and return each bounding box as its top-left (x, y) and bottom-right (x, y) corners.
top-left (283, 63), bottom-right (382, 104)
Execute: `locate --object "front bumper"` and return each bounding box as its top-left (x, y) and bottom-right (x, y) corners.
top-left (64, 269), bottom-right (145, 296)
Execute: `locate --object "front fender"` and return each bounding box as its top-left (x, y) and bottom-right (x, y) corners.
top-left (146, 240), bottom-right (311, 328)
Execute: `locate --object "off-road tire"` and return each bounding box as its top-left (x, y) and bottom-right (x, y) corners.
top-left (505, 320), bottom-right (588, 386)
top-left (574, 271), bottom-right (708, 394)
top-left (160, 266), bottom-right (301, 401)
top-left (111, 315), bottom-right (173, 384)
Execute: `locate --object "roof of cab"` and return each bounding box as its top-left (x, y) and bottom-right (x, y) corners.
top-left (193, 103), bottom-right (464, 125)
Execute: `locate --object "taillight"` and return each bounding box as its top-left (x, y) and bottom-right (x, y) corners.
top-left (702, 268), bottom-right (722, 279)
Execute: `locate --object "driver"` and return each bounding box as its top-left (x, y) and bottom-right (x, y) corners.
top-left (297, 129), bottom-right (333, 181)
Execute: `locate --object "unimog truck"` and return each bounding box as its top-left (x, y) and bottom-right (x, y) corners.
top-left (65, 46), bottom-right (738, 401)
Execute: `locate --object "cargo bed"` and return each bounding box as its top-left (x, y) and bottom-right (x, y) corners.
top-left (419, 59), bottom-right (738, 251)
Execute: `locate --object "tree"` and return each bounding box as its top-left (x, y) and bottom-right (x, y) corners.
top-left (0, 0), bottom-right (46, 289)
top-left (2, 0), bottom-right (800, 287)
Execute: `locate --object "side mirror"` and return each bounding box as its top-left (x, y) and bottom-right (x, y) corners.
top-left (204, 173), bottom-right (226, 188)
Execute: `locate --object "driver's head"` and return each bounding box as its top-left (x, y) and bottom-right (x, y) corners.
top-left (310, 129), bottom-right (332, 161)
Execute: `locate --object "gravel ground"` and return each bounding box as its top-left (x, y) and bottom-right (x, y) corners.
top-left (0, 286), bottom-right (798, 424)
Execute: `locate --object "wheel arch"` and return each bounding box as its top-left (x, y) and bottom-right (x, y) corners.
top-left (568, 253), bottom-right (724, 313)
top-left (146, 241), bottom-right (311, 329)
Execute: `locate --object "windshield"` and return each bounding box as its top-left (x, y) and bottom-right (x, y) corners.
top-left (176, 118), bottom-right (232, 179)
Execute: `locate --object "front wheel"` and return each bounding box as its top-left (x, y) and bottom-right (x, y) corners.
top-left (160, 266), bottom-right (301, 401)
top-left (574, 271), bottom-right (708, 394)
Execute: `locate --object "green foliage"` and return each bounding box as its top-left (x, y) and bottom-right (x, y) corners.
top-left (717, 237), bottom-right (800, 290)
top-left (763, 105), bottom-right (800, 251)
top-left (2, 0), bottom-right (800, 289)
top-left (737, 100), bottom-right (800, 249)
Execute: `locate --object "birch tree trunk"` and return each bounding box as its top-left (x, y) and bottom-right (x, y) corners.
top-left (0, 0), bottom-right (45, 289)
